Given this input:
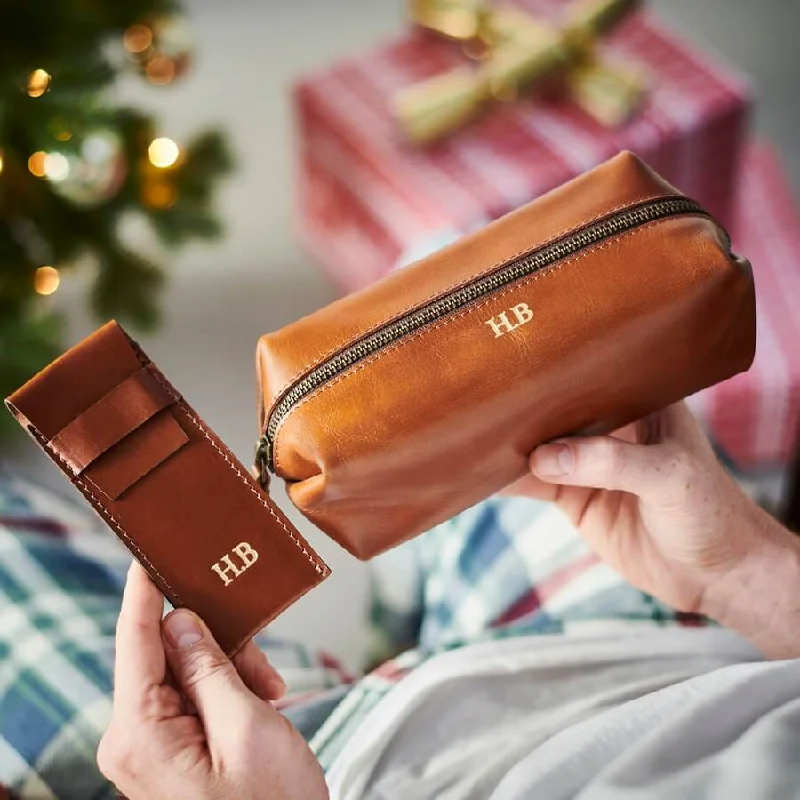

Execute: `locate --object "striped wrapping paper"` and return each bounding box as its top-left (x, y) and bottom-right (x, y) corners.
top-left (294, 0), bottom-right (750, 293)
top-left (687, 142), bottom-right (800, 469)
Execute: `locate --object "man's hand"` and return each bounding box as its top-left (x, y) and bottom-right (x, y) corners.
top-left (506, 402), bottom-right (800, 657)
top-left (97, 562), bottom-right (329, 800)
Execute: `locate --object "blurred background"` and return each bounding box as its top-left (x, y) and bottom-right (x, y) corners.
top-left (2, 0), bottom-right (799, 669)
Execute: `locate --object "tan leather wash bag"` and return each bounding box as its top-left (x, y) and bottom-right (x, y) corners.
top-left (256, 151), bottom-right (756, 560)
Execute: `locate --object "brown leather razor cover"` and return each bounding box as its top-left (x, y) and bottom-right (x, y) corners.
top-left (6, 321), bottom-right (329, 655)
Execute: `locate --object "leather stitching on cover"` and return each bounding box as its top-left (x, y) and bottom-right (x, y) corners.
top-left (37, 428), bottom-right (183, 604)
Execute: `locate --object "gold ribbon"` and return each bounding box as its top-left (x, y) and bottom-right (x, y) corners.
top-left (396, 0), bottom-right (646, 143)
top-left (409, 0), bottom-right (494, 44)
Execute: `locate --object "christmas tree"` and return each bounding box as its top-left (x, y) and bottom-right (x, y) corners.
top-left (0, 0), bottom-right (231, 434)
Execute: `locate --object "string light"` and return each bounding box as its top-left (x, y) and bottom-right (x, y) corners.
top-left (148, 137), bottom-right (179, 168)
top-left (142, 181), bottom-right (178, 209)
top-left (43, 152), bottom-right (70, 181)
top-left (83, 133), bottom-right (115, 165)
top-left (123, 24), bottom-right (153, 54)
top-left (49, 117), bottom-right (73, 142)
top-left (28, 151), bottom-right (47, 177)
top-left (145, 56), bottom-right (176, 85)
top-left (34, 266), bottom-right (60, 295)
top-left (27, 69), bottom-right (51, 98)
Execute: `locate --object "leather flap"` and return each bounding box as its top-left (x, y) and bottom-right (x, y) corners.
top-left (83, 409), bottom-right (188, 499)
top-left (6, 320), bottom-right (189, 497)
top-left (6, 321), bottom-right (146, 440)
top-left (48, 366), bottom-right (174, 475)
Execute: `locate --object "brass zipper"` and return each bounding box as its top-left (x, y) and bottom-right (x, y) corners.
top-left (258, 196), bottom-right (714, 478)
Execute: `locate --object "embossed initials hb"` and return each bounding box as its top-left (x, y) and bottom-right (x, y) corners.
top-left (211, 542), bottom-right (259, 587)
top-left (484, 303), bottom-right (533, 338)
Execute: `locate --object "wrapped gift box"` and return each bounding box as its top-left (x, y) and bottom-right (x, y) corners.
top-left (688, 142), bottom-right (800, 469)
top-left (294, 0), bottom-right (750, 292)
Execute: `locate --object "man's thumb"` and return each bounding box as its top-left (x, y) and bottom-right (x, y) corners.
top-left (162, 609), bottom-right (245, 723)
top-left (530, 436), bottom-right (661, 495)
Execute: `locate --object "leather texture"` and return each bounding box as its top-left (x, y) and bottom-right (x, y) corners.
top-left (48, 366), bottom-right (176, 476)
top-left (7, 321), bottom-right (330, 655)
top-left (257, 151), bottom-right (757, 561)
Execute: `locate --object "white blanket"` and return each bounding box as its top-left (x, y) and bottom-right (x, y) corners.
top-left (327, 628), bottom-right (800, 799)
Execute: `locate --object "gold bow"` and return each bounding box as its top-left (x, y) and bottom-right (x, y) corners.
top-left (396, 0), bottom-right (646, 144)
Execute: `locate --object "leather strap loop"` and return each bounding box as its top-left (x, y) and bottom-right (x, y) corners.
top-left (48, 366), bottom-right (173, 475)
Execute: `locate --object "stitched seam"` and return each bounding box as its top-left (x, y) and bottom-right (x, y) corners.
top-left (78, 474), bottom-right (181, 600)
top-left (139, 361), bottom-right (327, 576)
top-left (266, 192), bottom-right (671, 410)
top-left (274, 220), bottom-right (662, 473)
top-left (41, 433), bottom-right (182, 602)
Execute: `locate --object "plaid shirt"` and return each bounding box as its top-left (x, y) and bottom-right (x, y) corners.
top-left (313, 497), bottom-right (711, 770)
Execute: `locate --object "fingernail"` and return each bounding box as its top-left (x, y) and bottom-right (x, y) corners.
top-left (269, 673), bottom-right (287, 698)
top-left (264, 660), bottom-right (286, 693)
top-left (164, 610), bottom-right (203, 650)
top-left (532, 443), bottom-right (573, 477)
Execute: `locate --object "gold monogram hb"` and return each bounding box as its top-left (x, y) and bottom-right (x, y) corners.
top-left (211, 542), bottom-right (260, 587)
top-left (485, 302), bottom-right (534, 338)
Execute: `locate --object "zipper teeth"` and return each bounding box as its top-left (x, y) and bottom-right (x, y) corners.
top-left (264, 197), bottom-right (709, 463)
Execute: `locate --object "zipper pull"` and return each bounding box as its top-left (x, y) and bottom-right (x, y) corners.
top-left (254, 437), bottom-right (272, 491)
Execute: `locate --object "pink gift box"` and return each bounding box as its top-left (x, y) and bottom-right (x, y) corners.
top-left (294, 0), bottom-right (750, 293)
top-left (689, 143), bottom-right (800, 468)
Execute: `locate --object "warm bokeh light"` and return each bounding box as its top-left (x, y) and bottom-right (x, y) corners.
top-left (27, 68), bottom-right (51, 98)
top-left (123, 24), bottom-right (153, 54)
top-left (55, 129), bottom-right (73, 142)
top-left (148, 137), bottom-right (180, 168)
top-left (34, 266), bottom-right (60, 295)
top-left (145, 56), bottom-right (176, 85)
top-left (0, 151), bottom-right (4, 175)
top-left (44, 152), bottom-right (70, 181)
top-left (142, 181), bottom-right (178, 209)
top-left (83, 132), bottom-right (116, 165)
top-left (28, 151), bottom-right (48, 177)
